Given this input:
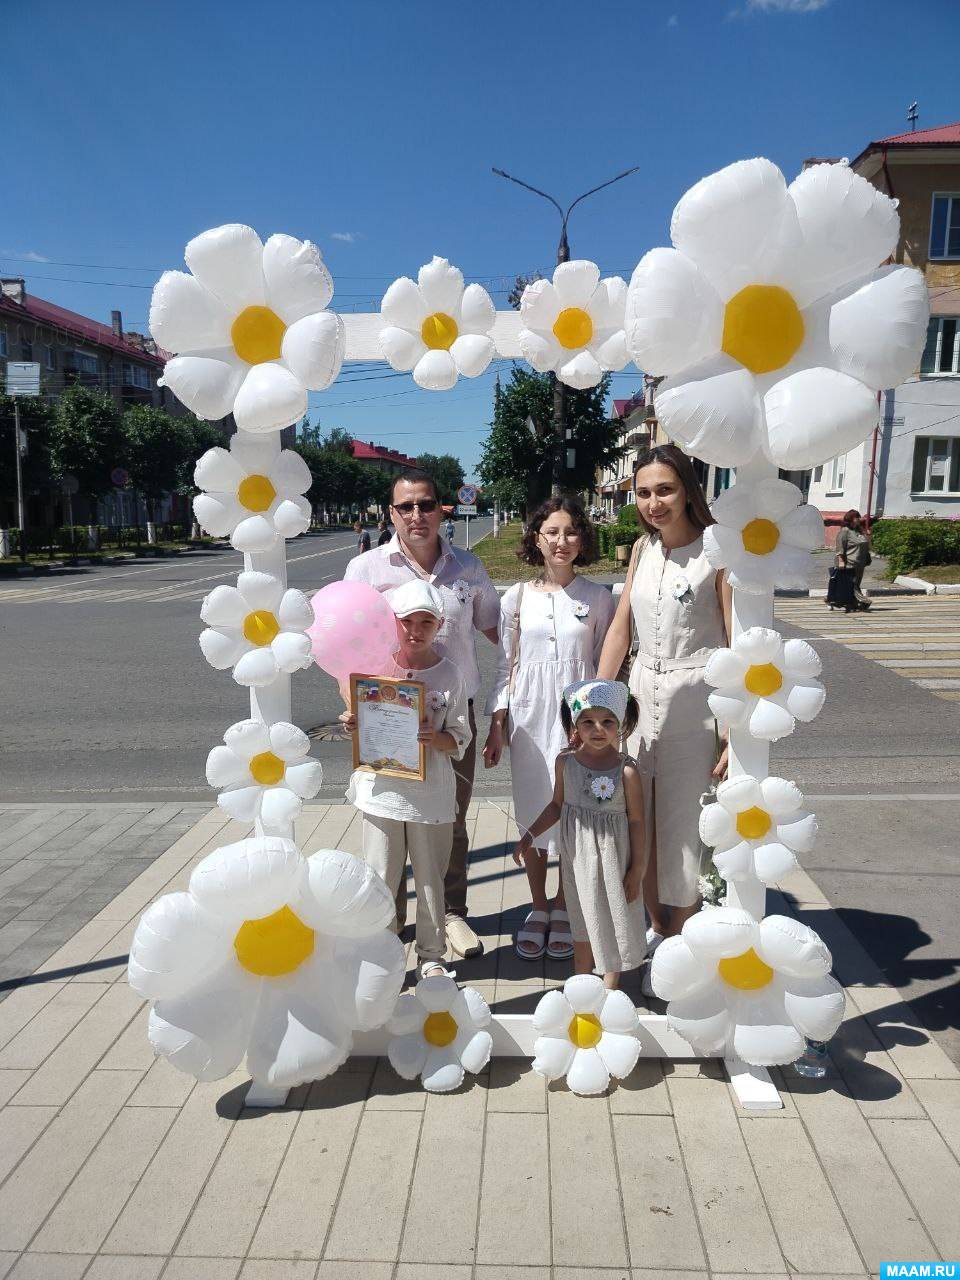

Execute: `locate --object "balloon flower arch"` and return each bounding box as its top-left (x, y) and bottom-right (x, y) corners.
top-left (127, 159), bottom-right (928, 1108)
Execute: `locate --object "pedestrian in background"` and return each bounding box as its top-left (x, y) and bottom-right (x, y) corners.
top-left (835, 510), bottom-right (872, 611)
top-left (355, 520), bottom-right (371, 553)
top-left (376, 518), bottom-right (391, 547)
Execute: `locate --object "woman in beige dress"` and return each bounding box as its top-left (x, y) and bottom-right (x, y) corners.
top-left (598, 445), bottom-right (731, 989)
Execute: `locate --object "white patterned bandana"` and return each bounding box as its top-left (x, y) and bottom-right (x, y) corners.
top-left (563, 678), bottom-right (629, 726)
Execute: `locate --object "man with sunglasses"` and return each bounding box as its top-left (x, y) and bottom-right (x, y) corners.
top-left (343, 469), bottom-right (501, 958)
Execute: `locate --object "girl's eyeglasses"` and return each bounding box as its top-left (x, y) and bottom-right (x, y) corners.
top-left (392, 499), bottom-right (439, 516)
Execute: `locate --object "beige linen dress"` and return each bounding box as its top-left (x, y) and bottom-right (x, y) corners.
top-left (627, 534), bottom-right (725, 908)
top-left (559, 755), bottom-right (646, 974)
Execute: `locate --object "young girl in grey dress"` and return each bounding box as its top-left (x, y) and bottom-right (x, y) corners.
top-left (514, 679), bottom-right (647, 987)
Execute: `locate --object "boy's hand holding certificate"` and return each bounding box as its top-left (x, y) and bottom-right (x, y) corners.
top-left (350, 675), bottom-right (427, 781)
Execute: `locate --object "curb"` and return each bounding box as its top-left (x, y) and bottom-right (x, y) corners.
top-left (895, 573), bottom-right (960, 595)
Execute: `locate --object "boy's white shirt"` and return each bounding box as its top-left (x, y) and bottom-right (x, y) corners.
top-left (346, 651), bottom-right (469, 825)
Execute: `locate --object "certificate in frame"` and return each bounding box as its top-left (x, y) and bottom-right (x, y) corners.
top-left (350, 674), bottom-right (427, 781)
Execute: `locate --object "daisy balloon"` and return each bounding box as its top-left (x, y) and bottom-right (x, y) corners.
top-left (206, 719), bottom-right (322, 825)
top-left (193, 434), bottom-right (313, 553)
top-left (150, 225), bottom-right (345, 433)
top-left (650, 907), bottom-right (844, 1067)
top-left (624, 158), bottom-right (929, 467)
top-left (700, 774), bottom-right (817, 886)
top-left (705, 626), bottom-right (825, 741)
top-left (387, 976), bottom-right (493, 1092)
top-left (518, 260), bottom-right (630, 389)
top-left (127, 837), bottom-right (405, 1086)
top-left (379, 257), bottom-right (496, 391)
top-left (531, 973), bottom-right (640, 1096)
top-left (199, 570), bottom-right (314, 687)
top-left (704, 479), bottom-right (823, 595)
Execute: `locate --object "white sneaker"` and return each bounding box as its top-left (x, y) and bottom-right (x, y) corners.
top-left (417, 960), bottom-right (457, 982)
top-left (646, 927), bottom-right (665, 957)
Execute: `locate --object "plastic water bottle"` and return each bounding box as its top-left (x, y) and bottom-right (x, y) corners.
top-left (793, 1039), bottom-right (828, 1078)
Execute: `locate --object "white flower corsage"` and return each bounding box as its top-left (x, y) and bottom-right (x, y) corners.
top-left (672, 575), bottom-right (693, 604)
top-left (452, 578), bottom-right (471, 605)
top-left (572, 600), bottom-right (590, 619)
top-left (591, 776), bottom-right (616, 802)
top-left (427, 689), bottom-right (447, 714)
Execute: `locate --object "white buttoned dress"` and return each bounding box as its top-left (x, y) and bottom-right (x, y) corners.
top-left (626, 534), bottom-right (726, 907)
top-left (487, 578), bottom-right (616, 858)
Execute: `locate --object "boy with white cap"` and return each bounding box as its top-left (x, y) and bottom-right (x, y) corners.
top-left (343, 579), bottom-right (469, 978)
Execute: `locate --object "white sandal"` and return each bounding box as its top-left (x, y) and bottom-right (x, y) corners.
top-left (515, 909), bottom-right (549, 960)
top-left (546, 907), bottom-right (574, 961)
top-left (418, 960), bottom-right (456, 981)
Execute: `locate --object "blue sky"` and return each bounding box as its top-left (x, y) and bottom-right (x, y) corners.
top-left (5, 0), bottom-right (958, 480)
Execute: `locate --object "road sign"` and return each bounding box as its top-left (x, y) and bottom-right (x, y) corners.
top-left (456, 504), bottom-right (477, 516)
top-left (457, 484), bottom-right (478, 505)
top-left (61, 474), bottom-right (80, 496)
top-left (111, 467), bottom-right (130, 487)
top-left (5, 362), bottom-right (40, 397)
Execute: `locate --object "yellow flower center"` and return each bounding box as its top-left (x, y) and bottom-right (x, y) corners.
top-left (421, 312), bottom-right (458, 350)
top-left (744, 662), bottom-right (783, 697)
top-left (736, 806), bottom-right (772, 841)
top-left (231, 305), bottom-right (286, 365)
top-left (741, 517), bottom-right (780, 556)
top-left (243, 609), bottom-right (280, 647)
top-left (423, 1010), bottom-right (458, 1047)
top-left (237, 474), bottom-right (277, 513)
top-left (249, 750), bottom-right (286, 786)
top-left (568, 1012), bottom-right (603, 1049)
top-left (721, 285), bottom-right (804, 375)
top-left (234, 905), bottom-right (314, 977)
top-left (553, 306), bottom-right (594, 351)
top-left (717, 947), bottom-right (774, 991)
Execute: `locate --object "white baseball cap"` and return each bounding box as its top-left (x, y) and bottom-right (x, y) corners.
top-left (389, 580), bottom-right (444, 621)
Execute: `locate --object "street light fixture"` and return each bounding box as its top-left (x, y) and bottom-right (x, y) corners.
top-left (492, 165), bottom-right (640, 495)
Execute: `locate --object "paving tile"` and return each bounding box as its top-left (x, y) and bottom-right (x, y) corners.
top-left (364, 1057), bottom-right (427, 1110)
top-left (324, 1109), bottom-right (422, 1261)
top-left (97, 1002), bottom-right (155, 1070)
top-left (0, 1070), bottom-right (29, 1106)
top-left (5, 1256), bottom-right (91, 1279)
top-left (485, 1056), bottom-right (547, 1112)
top-left (84, 1258), bottom-right (165, 1280)
top-left (739, 1116), bottom-right (862, 1274)
top-left (400, 1075), bottom-right (486, 1265)
top-left (614, 1114), bottom-right (706, 1271)
top-left (0, 1104), bottom-right (57, 1183)
top-left (33, 1105), bottom-right (177, 1254)
top-left (0, 1260), bottom-right (16, 1280)
top-left (871, 1117), bottom-right (960, 1259)
top-left (845, 985), bottom-right (960, 1081)
top-left (631, 1272), bottom-right (707, 1280)
top-left (668, 1074), bottom-right (784, 1273)
top-left (609, 1057), bottom-right (672, 1114)
top-left (239, 1263), bottom-right (318, 1279)
top-left (784, 1077), bottom-right (935, 1271)
top-left (24, 913), bottom-right (126, 981)
top-left (249, 1072), bottom-right (368, 1260)
top-left (103, 1071), bottom-right (246, 1256)
top-left (396, 1267), bottom-right (472, 1280)
top-left (476, 1111), bottom-right (550, 1266)
top-left (0, 1069), bottom-right (140, 1251)
top-left (548, 1086), bottom-right (627, 1267)
top-left (12, 982), bottom-right (143, 1105)
top-left (909, 1077), bottom-right (960, 1160)
top-left (0, 982), bottom-right (65, 1054)
top-left (316, 1265), bottom-right (391, 1280)
top-left (820, 999), bottom-right (927, 1120)
top-left (127, 1056), bottom-right (195, 1108)
top-left (163, 1261), bottom-right (240, 1280)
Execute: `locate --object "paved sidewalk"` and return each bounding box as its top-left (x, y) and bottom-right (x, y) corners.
top-left (0, 801), bottom-right (958, 1279)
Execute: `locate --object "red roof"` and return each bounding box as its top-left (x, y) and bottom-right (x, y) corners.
top-left (351, 439), bottom-right (418, 467)
top-left (0, 291), bottom-right (166, 365)
top-left (874, 122), bottom-right (960, 146)
top-left (613, 393), bottom-right (644, 419)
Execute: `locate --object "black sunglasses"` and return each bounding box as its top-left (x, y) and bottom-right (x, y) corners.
top-left (391, 499), bottom-right (439, 516)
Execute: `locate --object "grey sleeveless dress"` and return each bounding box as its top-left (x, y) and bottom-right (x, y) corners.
top-left (559, 754), bottom-right (646, 974)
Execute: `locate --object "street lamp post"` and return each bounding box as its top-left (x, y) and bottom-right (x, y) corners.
top-left (493, 165), bottom-right (640, 496)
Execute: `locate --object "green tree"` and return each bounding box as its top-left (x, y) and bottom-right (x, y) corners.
top-left (123, 405), bottom-right (196, 522)
top-left (478, 367), bottom-right (622, 514)
top-left (49, 387), bottom-right (128, 517)
top-left (0, 394), bottom-right (54, 513)
top-left (415, 453), bottom-right (465, 502)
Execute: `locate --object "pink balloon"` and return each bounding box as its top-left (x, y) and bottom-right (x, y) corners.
top-left (308, 580), bottom-right (397, 683)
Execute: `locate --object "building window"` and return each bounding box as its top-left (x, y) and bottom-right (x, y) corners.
top-left (713, 468), bottom-right (731, 497)
top-left (45, 344), bottom-right (56, 369)
top-left (72, 351), bottom-right (99, 376)
top-left (911, 436), bottom-right (960, 495)
top-left (123, 362), bottom-right (151, 389)
top-left (920, 317), bottom-right (960, 376)
top-left (21, 339), bottom-right (33, 362)
top-left (930, 194), bottom-right (960, 260)
top-left (0, 330), bottom-right (7, 357)
top-left (826, 454), bottom-right (846, 494)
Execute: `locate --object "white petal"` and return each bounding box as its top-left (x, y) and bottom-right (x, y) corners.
top-left (751, 841), bottom-right (800, 884)
top-left (380, 325), bottom-right (427, 372)
top-left (232, 647), bottom-right (280, 687)
top-left (588, 275), bottom-right (627, 331)
top-left (238, 570), bottom-right (285, 613)
top-left (262, 234), bottom-right (334, 324)
top-left (670, 158), bottom-right (796, 299)
top-left (277, 587), bottom-right (314, 631)
top-left (699, 802), bottom-right (735, 849)
top-left (656, 354), bottom-right (762, 466)
top-left (593, 329), bottom-right (630, 372)
top-left (764, 367), bottom-right (879, 471)
top-left (414, 974), bottom-right (460, 1013)
top-left (190, 834), bottom-right (304, 926)
top-left (301, 847), bottom-right (395, 937)
top-left (149, 964), bottom-right (253, 1082)
top-left (519, 327), bottom-right (562, 373)
top-left (194, 494), bottom-right (242, 539)
top-left (752, 477), bottom-right (804, 522)
top-left (273, 498), bottom-right (312, 542)
top-left (667, 981), bottom-right (732, 1056)
top-left (128, 892), bottom-right (226, 1000)
top-left (161, 353), bottom-right (245, 421)
top-left (150, 270), bottom-right (233, 355)
top-left (625, 247), bottom-right (724, 376)
top-left (565, 1047), bottom-right (610, 1096)
top-left (417, 257), bottom-right (464, 317)
top-left (413, 349), bottom-right (458, 391)
top-left (682, 907), bottom-right (757, 961)
top-left (248, 982), bottom-right (351, 1088)
top-left (459, 1028), bottom-right (493, 1075)
top-left (450, 333), bottom-right (494, 378)
top-left (776, 811), bottom-right (818, 854)
top-left (713, 842), bottom-right (757, 881)
top-left (650, 936), bottom-right (710, 1001)
top-left (782, 974), bottom-right (845, 1042)
top-left (708, 689), bottom-right (751, 729)
top-left (199, 628), bottom-right (246, 670)
top-left (558, 350), bottom-right (603, 390)
top-left (710, 480), bottom-right (757, 525)
top-left (824, 265), bottom-right (929, 392)
top-left (195, 445), bottom-right (244, 492)
top-left (232, 514), bottom-right (279, 553)
top-left (785, 163), bottom-right (899, 307)
top-left (731, 988), bottom-right (805, 1067)
top-left (736, 627), bottom-right (783, 666)
top-left (259, 786), bottom-right (303, 826)
top-left (715, 774), bottom-right (763, 815)
top-left (777, 504), bottom-right (824, 553)
top-left (596, 1030), bottom-right (641, 1081)
top-left (704, 647), bottom-right (748, 689)
top-left (388, 1031), bottom-right (429, 1080)
top-left (785, 680), bottom-right (826, 723)
top-left (381, 276), bottom-right (426, 330)
top-left (205, 743), bottom-right (249, 788)
top-left (422, 1045), bottom-right (464, 1093)
top-left (564, 972), bottom-right (607, 1015)
top-left (184, 223), bottom-right (265, 311)
top-left (533, 989), bottom-right (575, 1037)
top-left (271, 447), bottom-right (312, 497)
top-left (553, 259), bottom-right (600, 306)
top-left (748, 696), bottom-right (796, 741)
top-left (281, 311), bottom-right (345, 391)
top-left (267, 720), bottom-right (308, 761)
top-left (284, 761), bottom-right (323, 799)
top-left (230, 430), bottom-right (279, 471)
top-left (331, 930), bottom-right (406, 1031)
top-left (201, 584), bottom-right (245, 627)
top-left (597, 988), bottom-right (640, 1034)
top-left (758, 776), bottom-right (803, 816)
top-left (216, 785), bottom-right (262, 823)
top-left (519, 278), bottom-right (560, 330)
top-left (224, 717), bottom-right (271, 759)
top-left (532, 1034), bottom-right (577, 1080)
top-left (233, 363), bottom-right (308, 435)
top-left (757, 915), bottom-right (832, 979)
top-left (460, 986), bottom-right (492, 1030)
top-left (388, 993), bottom-right (425, 1037)
top-left (271, 631), bottom-right (314, 674)
top-left (459, 282), bottom-right (496, 334)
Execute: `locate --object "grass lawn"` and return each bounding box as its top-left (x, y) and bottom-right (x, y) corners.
top-left (474, 520), bottom-right (625, 581)
top-left (912, 563), bottom-right (960, 583)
